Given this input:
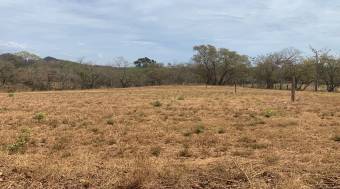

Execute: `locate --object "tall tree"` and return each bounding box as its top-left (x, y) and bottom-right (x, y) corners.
top-left (320, 54), bottom-right (340, 92)
top-left (254, 53), bottom-right (282, 89)
top-left (134, 57), bottom-right (157, 68)
top-left (0, 61), bottom-right (15, 86)
top-left (193, 45), bottom-right (248, 85)
top-left (310, 47), bottom-right (330, 92)
top-left (193, 45), bottom-right (218, 85)
top-left (279, 48), bottom-right (302, 102)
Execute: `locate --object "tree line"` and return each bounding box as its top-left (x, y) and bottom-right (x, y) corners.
top-left (193, 45), bottom-right (340, 92)
top-left (0, 45), bottom-right (339, 92)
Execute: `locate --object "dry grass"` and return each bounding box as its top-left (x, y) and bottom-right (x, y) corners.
top-left (0, 86), bottom-right (339, 189)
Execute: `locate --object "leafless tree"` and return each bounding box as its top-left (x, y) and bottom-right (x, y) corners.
top-left (279, 48), bottom-right (302, 102)
top-left (112, 57), bottom-right (131, 88)
top-left (310, 46), bottom-right (331, 91)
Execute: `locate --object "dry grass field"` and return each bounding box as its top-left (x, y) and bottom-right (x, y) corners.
top-left (0, 86), bottom-right (339, 189)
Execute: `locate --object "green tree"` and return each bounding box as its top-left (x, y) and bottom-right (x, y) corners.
top-left (0, 61), bottom-right (15, 86)
top-left (134, 57), bottom-right (157, 68)
top-left (193, 45), bottom-right (248, 85)
top-left (320, 54), bottom-right (340, 92)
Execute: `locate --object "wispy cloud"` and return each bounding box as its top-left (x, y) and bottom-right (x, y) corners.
top-left (0, 41), bottom-right (27, 51)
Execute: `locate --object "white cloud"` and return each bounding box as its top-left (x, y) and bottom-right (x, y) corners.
top-left (0, 41), bottom-right (27, 50)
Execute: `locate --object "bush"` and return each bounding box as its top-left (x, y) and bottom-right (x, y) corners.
top-left (7, 129), bottom-right (30, 154)
top-left (151, 100), bottom-right (162, 107)
top-left (34, 112), bottom-right (46, 121)
top-left (8, 93), bottom-right (15, 97)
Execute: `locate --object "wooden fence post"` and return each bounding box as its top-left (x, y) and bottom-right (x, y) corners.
top-left (291, 76), bottom-right (296, 102)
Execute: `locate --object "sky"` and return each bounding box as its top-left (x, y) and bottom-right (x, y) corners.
top-left (0, 0), bottom-right (340, 64)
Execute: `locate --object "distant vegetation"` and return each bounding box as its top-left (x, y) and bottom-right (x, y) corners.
top-left (0, 45), bottom-right (339, 92)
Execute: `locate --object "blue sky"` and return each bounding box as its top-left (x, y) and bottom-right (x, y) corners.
top-left (0, 0), bottom-right (340, 64)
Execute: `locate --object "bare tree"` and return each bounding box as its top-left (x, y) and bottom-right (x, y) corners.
top-left (310, 46), bottom-right (331, 91)
top-left (280, 48), bottom-right (302, 102)
top-left (112, 57), bottom-right (131, 88)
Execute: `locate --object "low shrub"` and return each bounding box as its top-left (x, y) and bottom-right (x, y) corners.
top-left (151, 100), bottom-right (162, 107)
top-left (177, 96), bottom-right (185, 100)
top-left (34, 112), bottom-right (46, 121)
top-left (150, 146), bottom-right (161, 157)
top-left (7, 129), bottom-right (30, 154)
top-left (194, 124), bottom-right (205, 134)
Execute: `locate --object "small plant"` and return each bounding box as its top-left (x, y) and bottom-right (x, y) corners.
top-left (179, 145), bottom-right (191, 157)
top-left (151, 100), bottom-right (162, 107)
top-left (150, 146), bottom-right (161, 157)
top-left (183, 131), bottom-right (192, 137)
top-left (7, 128), bottom-right (30, 154)
top-left (332, 135), bottom-right (340, 142)
top-left (91, 127), bottom-right (99, 133)
top-left (248, 143), bottom-right (268, 149)
top-left (218, 128), bottom-right (226, 134)
top-left (264, 155), bottom-right (280, 165)
top-left (8, 93), bottom-right (15, 97)
top-left (264, 109), bottom-right (276, 118)
top-left (107, 139), bottom-right (117, 145)
top-left (177, 96), bottom-right (185, 100)
top-left (238, 136), bottom-right (256, 143)
top-left (52, 136), bottom-right (69, 151)
top-left (232, 150), bottom-right (254, 157)
top-left (194, 124), bottom-right (205, 134)
top-left (107, 119), bottom-right (114, 125)
top-left (34, 112), bottom-right (46, 121)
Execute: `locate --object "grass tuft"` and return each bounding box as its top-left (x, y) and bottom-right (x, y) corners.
top-left (150, 146), bottom-right (161, 157)
top-left (264, 109), bottom-right (276, 118)
top-left (7, 129), bottom-right (30, 154)
top-left (8, 93), bottom-right (15, 97)
top-left (106, 118), bottom-right (114, 125)
top-left (177, 95), bottom-right (185, 100)
top-left (332, 135), bottom-right (340, 142)
top-left (33, 112), bottom-right (46, 121)
top-left (218, 128), bottom-right (226, 134)
top-left (151, 100), bottom-right (162, 107)
top-left (194, 123), bottom-right (205, 134)
top-left (179, 145), bottom-right (191, 157)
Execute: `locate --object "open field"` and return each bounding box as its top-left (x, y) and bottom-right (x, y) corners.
top-left (0, 86), bottom-right (339, 189)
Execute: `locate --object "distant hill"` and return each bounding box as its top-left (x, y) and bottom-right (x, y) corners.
top-left (44, 56), bottom-right (59, 62)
